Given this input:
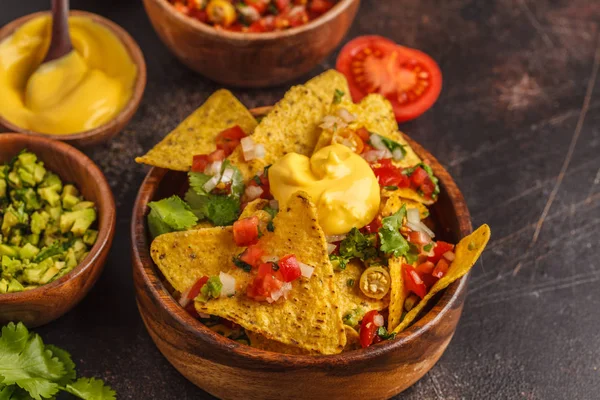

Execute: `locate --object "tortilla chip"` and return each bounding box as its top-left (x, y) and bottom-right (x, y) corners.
top-left (387, 257), bottom-right (405, 331)
top-left (343, 326), bottom-right (361, 351)
top-left (393, 224), bottom-right (491, 333)
top-left (336, 259), bottom-right (389, 319)
top-left (247, 331), bottom-right (316, 355)
top-left (228, 71), bottom-right (347, 180)
top-left (380, 191), bottom-right (430, 219)
top-left (304, 70), bottom-right (351, 107)
top-left (136, 90), bottom-right (257, 171)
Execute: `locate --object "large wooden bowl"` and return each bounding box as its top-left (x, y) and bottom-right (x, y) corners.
top-left (142, 0), bottom-right (360, 87)
top-left (0, 134), bottom-right (116, 327)
top-left (0, 11), bottom-right (147, 148)
top-left (131, 107), bottom-right (472, 400)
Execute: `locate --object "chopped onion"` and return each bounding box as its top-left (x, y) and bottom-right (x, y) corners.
top-left (268, 199), bottom-right (279, 210)
top-left (337, 108), bottom-right (356, 123)
top-left (326, 243), bottom-right (337, 254)
top-left (219, 272), bottom-right (236, 298)
top-left (320, 115), bottom-right (346, 131)
top-left (361, 149), bottom-right (389, 163)
top-left (373, 314), bottom-right (384, 327)
top-left (237, 3), bottom-right (260, 22)
top-left (267, 282), bottom-right (292, 303)
top-left (220, 167), bottom-right (234, 183)
top-left (407, 208), bottom-right (420, 224)
top-left (245, 185), bottom-right (263, 200)
top-left (326, 234), bottom-right (346, 243)
top-left (419, 221), bottom-right (435, 238)
top-left (406, 221), bottom-right (423, 234)
top-left (261, 255), bottom-right (279, 263)
top-left (205, 161), bottom-right (222, 177)
top-left (203, 174), bottom-right (221, 193)
top-left (392, 148), bottom-right (405, 161)
top-left (241, 136), bottom-right (255, 152)
top-left (341, 138), bottom-right (354, 149)
top-left (253, 144), bottom-right (266, 159)
top-left (298, 262), bottom-right (315, 278)
top-left (443, 251), bottom-right (456, 262)
top-left (369, 133), bottom-right (387, 151)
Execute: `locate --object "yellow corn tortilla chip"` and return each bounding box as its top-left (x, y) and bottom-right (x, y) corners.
top-left (343, 325), bottom-right (361, 351)
top-left (304, 69), bottom-right (351, 106)
top-left (387, 256), bottom-right (406, 331)
top-left (380, 191), bottom-right (430, 219)
top-left (382, 187), bottom-right (436, 206)
top-left (247, 325), bottom-right (359, 354)
top-left (136, 89), bottom-right (257, 171)
top-left (228, 71), bottom-right (348, 180)
top-left (313, 94), bottom-right (421, 168)
top-left (393, 224), bottom-right (491, 333)
top-left (335, 259), bottom-right (389, 319)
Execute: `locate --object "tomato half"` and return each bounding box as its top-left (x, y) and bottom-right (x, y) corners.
top-left (359, 310), bottom-right (381, 348)
top-left (233, 216), bottom-right (260, 247)
top-left (336, 35), bottom-right (442, 122)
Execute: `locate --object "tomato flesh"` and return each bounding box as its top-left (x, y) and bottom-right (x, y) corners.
top-left (247, 263), bottom-right (285, 301)
top-left (331, 129), bottom-right (365, 154)
top-left (362, 216), bottom-right (382, 234)
top-left (233, 216), bottom-right (261, 247)
top-left (278, 254), bottom-right (302, 282)
top-left (428, 241), bottom-right (455, 264)
top-left (247, 173), bottom-right (271, 199)
top-left (215, 125), bottom-right (247, 156)
top-left (246, 0), bottom-right (269, 13)
top-left (336, 35), bottom-right (442, 122)
top-left (371, 159), bottom-right (410, 188)
top-left (188, 276), bottom-right (209, 301)
top-left (239, 244), bottom-right (264, 268)
top-left (359, 310), bottom-right (381, 348)
top-left (403, 264), bottom-right (427, 299)
top-left (309, 0), bottom-right (335, 14)
top-left (432, 258), bottom-right (450, 279)
top-left (191, 154), bottom-right (211, 172)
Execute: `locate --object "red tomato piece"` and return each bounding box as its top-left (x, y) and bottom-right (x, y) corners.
top-left (208, 149), bottom-right (226, 162)
top-left (247, 263), bottom-right (284, 301)
top-left (336, 35), bottom-right (442, 122)
top-left (355, 127), bottom-right (371, 142)
top-left (420, 178), bottom-right (436, 198)
top-left (188, 8), bottom-right (208, 22)
top-left (427, 241), bottom-right (455, 264)
top-left (278, 254), bottom-right (302, 282)
top-left (239, 244), bottom-right (264, 268)
top-left (247, 173), bottom-right (271, 199)
top-left (359, 310), bottom-right (381, 348)
top-left (408, 231), bottom-right (431, 246)
top-left (233, 216), bottom-right (261, 247)
top-left (362, 216), bottom-right (382, 234)
top-left (309, 0), bottom-right (335, 14)
top-left (415, 261), bottom-right (435, 275)
top-left (403, 264), bottom-right (427, 299)
top-left (275, 0), bottom-right (291, 12)
top-left (371, 159), bottom-right (410, 188)
top-left (191, 154), bottom-right (211, 172)
top-left (187, 276), bottom-right (209, 302)
top-left (246, 0), bottom-right (269, 14)
top-left (215, 125), bottom-right (247, 156)
top-left (409, 167), bottom-right (429, 187)
top-left (432, 258), bottom-right (450, 279)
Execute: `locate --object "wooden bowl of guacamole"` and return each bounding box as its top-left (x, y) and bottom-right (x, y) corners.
top-left (0, 134), bottom-right (116, 327)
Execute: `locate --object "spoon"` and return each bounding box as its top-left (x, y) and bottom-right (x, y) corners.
top-left (43, 0), bottom-right (72, 63)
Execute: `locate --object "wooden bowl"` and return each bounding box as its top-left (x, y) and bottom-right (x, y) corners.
top-left (131, 107), bottom-right (472, 400)
top-left (0, 134), bottom-right (116, 327)
top-left (142, 0), bottom-right (360, 87)
top-left (0, 11), bottom-right (147, 148)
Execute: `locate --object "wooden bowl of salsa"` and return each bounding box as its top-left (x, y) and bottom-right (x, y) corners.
top-left (130, 106), bottom-right (473, 399)
top-left (142, 0), bottom-right (360, 87)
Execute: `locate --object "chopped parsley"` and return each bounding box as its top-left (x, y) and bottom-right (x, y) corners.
top-left (377, 326), bottom-right (396, 341)
top-left (333, 89), bottom-right (345, 104)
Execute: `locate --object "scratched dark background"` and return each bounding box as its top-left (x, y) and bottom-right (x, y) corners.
top-left (2, 0), bottom-right (600, 399)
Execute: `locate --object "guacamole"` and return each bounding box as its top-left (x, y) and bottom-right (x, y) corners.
top-left (0, 151), bottom-right (98, 293)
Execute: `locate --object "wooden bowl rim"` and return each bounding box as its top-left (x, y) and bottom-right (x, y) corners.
top-left (0, 10), bottom-right (147, 143)
top-left (0, 133), bottom-right (116, 302)
top-left (131, 107), bottom-right (472, 367)
top-left (146, 0), bottom-right (358, 41)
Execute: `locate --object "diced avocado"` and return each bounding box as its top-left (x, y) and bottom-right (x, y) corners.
top-left (40, 172), bottom-right (63, 192)
top-left (1, 255), bottom-right (23, 280)
top-left (0, 244), bottom-right (18, 258)
top-left (8, 229), bottom-right (23, 247)
top-left (17, 152), bottom-right (38, 167)
top-left (33, 164), bottom-right (46, 184)
top-left (38, 187), bottom-right (61, 207)
top-left (30, 211), bottom-right (50, 234)
top-left (72, 201), bottom-right (95, 211)
top-left (26, 233), bottom-right (40, 246)
top-left (17, 168), bottom-right (36, 187)
top-left (40, 261), bottom-right (65, 284)
top-left (62, 193), bottom-right (80, 210)
top-left (60, 208), bottom-right (96, 236)
top-left (46, 206), bottom-right (62, 222)
top-left (7, 279), bottom-right (24, 293)
top-left (62, 184), bottom-right (79, 198)
top-left (83, 229), bottom-right (98, 246)
top-left (0, 179), bottom-right (6, 199)
top-left (65, 248), bottom-right (78, 269)
top-left (1, 209), bottom-right (19, 236)
top-left (19, 243), bottom-right (39, 260)
top-left (0, 279), bottom-right (8, 293)
top-left (22, 263), bottom-right (49, 284)
top-left (77, 251), bottom-right (89, 263)
top-left (7, 170), bottom-right (21, 188)
top-left (16, 188), bottom-right (41, 211)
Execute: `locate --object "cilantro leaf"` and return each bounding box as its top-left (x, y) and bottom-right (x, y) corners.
top-left (233, 256), bottom-right (252, 272)
top-left (329, 254), bottom-right (349, 270)
top-left (202, 196), bottom-right (240, 226)
top-left (222, 161), bottom-right (244, 199)
top-left (370, 134), bottom-right (407, 158)
top-left (64, 378), bottom-right (116, 400)
top-left (188, 172), bottom-right (212, 196)
top-left (339, 228), bottom-right (378, 261)
top-left (377, 326), bottom-right (396, 341)
top-left (333, 89), bottom-right (345, 104)
top-left (147, 196), bottom-right (198, 233)
top-left (378, 205), bottom-right (410, 257)
top-left (45, 345), bottom-right (75, 386)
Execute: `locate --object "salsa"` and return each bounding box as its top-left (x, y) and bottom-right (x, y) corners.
top-left (168, 0), bottom-right (339, 32)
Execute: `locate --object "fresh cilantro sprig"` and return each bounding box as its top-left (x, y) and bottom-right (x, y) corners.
top-left (147, 195), bottom-right (198, 238)
top-left (370, 134), bottom-right (407, 158)
top-left (378, 205), bottom-right (419, 262)
top-left (329, 228), bottom-right (379, 269)
top-left (0, 322), bottom-right (115, 400)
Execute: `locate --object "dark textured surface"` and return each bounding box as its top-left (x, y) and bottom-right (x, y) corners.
top-left (2, 1), bottom-right (599, 399)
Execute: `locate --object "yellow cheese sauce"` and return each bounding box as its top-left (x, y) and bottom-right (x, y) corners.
top-left (269, 144), bottom-right (381, 236)
top-left (0, 16), bottom-right (137, 135)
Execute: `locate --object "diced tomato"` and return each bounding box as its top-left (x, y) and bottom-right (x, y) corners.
top-left (288, 7), bottom-right (309, 27)
top-left (208, 149), bottom-right (226, 162)
top-left (408, 231), bottom-right (431, 246)
top-left (247, 173), bottom-right (271, 199)
top-left (427, 241), bottom-right (455, 264)
top-left (247, 263), bottom-right (285, 301)
top-left (409, 167), bottom-right (429, 187)
top-left (191, 154), bottom-right (211, 172)
top-left (403, 264), bottom-right (427, 299)
top-left (371, 159), bottom-right (410, 188)
top-left (309, 0), bottom-right (334, 14)
top-left (432, 258), bottom-right (449, 279)
top-left (249, 16), bottom-right (276, 32)
top-left (275, 0), bottom-right (291, 12)
top-left (239, 244), bottom-right (264, 268)
top-left (355, 127), bottom-right (371, 142)
top-left (362, 216), bottom-right (382, 234)
top-left (278, 254), bottom-right (302, 282)
top-left (359, 310), bottom-right (381, 348)
top-left (215, 125), bottom-right (247, 156)
top-left (420, 178), bottom-right (436, 198)
top-left (331, 129), bottom-right (365, 154)
top-left (188, 8), bottom-right (208, 22)
top-left (180, 276), bottom-right (209, 307)
top-left (415, 261), bottom-right (435, 275)
top-left (233, 216), bottom-right (261, 247)
top-left (246, 0), bottom-right (269, 14)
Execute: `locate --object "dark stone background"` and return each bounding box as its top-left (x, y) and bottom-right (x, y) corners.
top-left (2, 1), bottom-right (599, 399)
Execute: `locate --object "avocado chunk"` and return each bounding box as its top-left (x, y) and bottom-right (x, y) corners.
top-left (62, 184), bottom-right (79, 198)
top-left (72, 201), bottom-right (95, 211)
top-left (0, 179), bottom-right (6, 199)
top-left (83, 229), bottom-right (98, 246)
top-left (0, 244), bottom-right (18, 258)
top-left (0, 279), bottom-right (8, 293)
top-left (62, 193), bottom-right (80, 210)
top-left (40, 172), bottom-right (63, 192)
top-left (30, 211), bottom-right (50, 234)
top-left (19, 243), bottom-right (40, 260)
top-left (1, 256), bottom-right (23, 280)
top-left (7, 279), bottom-right (24, 293)
top-left (38, 186), bottom-right (61, 207)
top-left (60, 208), bottom-right (96, 236)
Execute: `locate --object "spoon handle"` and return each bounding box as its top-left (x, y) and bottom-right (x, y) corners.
top-left (43, 0), bottom-right (73, 63)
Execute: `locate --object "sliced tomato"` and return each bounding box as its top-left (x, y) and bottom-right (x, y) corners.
top-left (215, 125), bottom-right (247, 156)
top-left (403, 264), bottom-right (427, 299)
top-left (362, 216), bottom-right (382, 234)
top-left (191, 154), bottom-right (211, 172)
top-left (359, 310), bottom-right (381, 348)
top-left (371, 159), bottom-right (410, 188)
top-left (427, 241), bottom-right (455, 264)
top-left (336, 35), bottom-right (442, 122)
top-left (309, 0), bottom-right (335, 14)
top-left (246, 0), bottom-right (270, 14)
top-left (233, 216), bottom-right (260, 247)
top-left (432, 258), bottom-right (450, 279)
top-left (278, 254), bottom-right (302, 282)
top-left (239, 244), bottom-right (264, 268)
top-left (331, 129), bottom-right (365, 154)
top-left (355, 127), bottom-right (371, 142)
